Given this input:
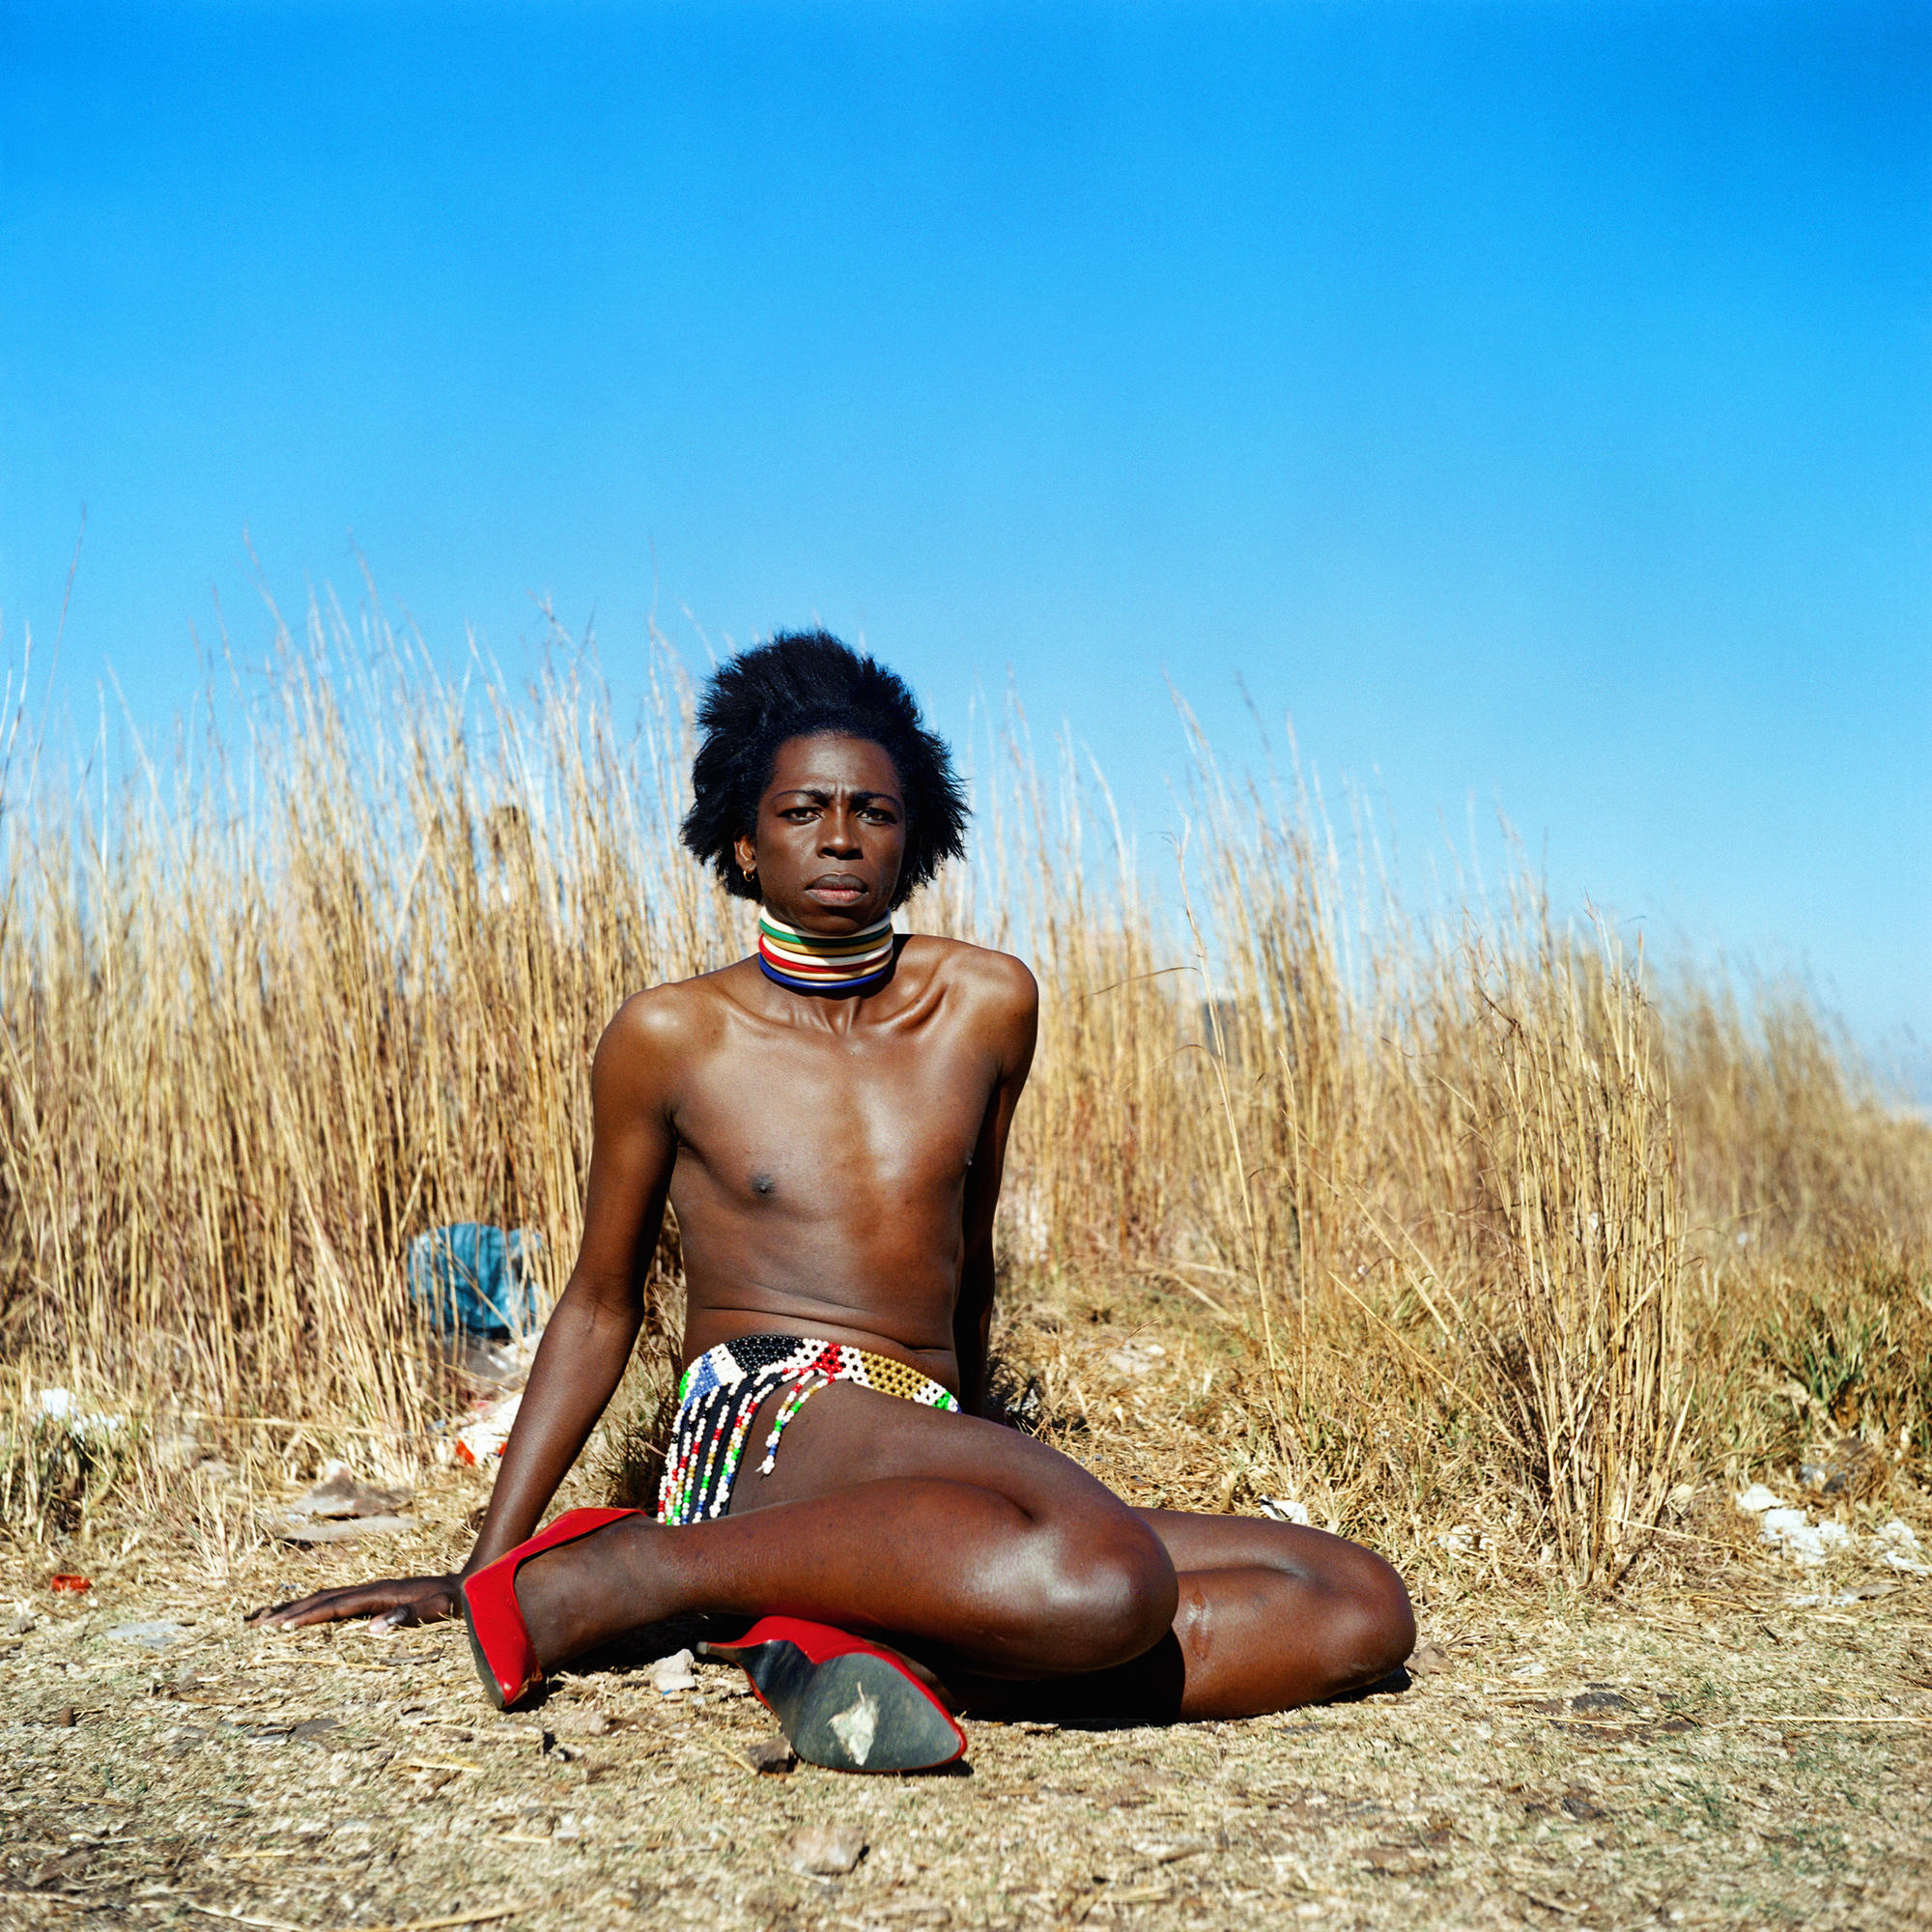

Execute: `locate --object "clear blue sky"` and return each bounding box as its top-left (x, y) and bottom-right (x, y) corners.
top-left (3, 2), bottom-right (1928, 1057)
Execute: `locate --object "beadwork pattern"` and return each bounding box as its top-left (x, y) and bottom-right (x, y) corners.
top-left (655, 1332), bottom-right (960, 1526)
top-left (756, 912), bottom-right (897, 995)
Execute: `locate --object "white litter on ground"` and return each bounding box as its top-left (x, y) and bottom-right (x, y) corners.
top-left (449, 1328), bottom-right (544, 1387)
top-left (1760, 1507), bottom-right (1829, 1565)
top-left (1259, 1497), bottom-right (1312, 1526)
top-left (1876, 1519), bottom-right (1932, 1576)
top-left (649, 1649), bottom-right (698, 1695)
top-left (36, 1387), bottom-right (127, 1437)
top-left (1736, 1483), bottom-right (1930, 1575)
top-left (105, 1620), bottom-right (187, 1648)
top-left (453, 1391), bottom-right (523, 1464)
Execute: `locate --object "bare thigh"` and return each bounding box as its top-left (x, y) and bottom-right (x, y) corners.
top-left (722, 1384), bottom-right (1379, 1605)
top-left (724, 1385), bottom-right (1361, 1588)
top-left (1131, 1506), bottom-right (1399, 1600)
top-left (725, 1379), bottom-right (1136, 1529)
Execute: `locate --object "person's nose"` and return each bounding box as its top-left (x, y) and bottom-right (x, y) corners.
top-left (820, 809), bottom-right (862, 859)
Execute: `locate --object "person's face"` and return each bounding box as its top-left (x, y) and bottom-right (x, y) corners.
top-left (733, 733), bottom-right (906, 930)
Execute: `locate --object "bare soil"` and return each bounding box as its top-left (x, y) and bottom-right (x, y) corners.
top-left (4, 1479), bottom-right (1929, 1932)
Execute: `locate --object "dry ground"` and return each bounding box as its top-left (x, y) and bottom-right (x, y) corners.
top-left (4, 1475), bottom-right (1930, 1932)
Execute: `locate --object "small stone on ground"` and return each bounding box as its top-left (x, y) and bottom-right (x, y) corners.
top-left (782, 1822), bottom-right (869, 1874)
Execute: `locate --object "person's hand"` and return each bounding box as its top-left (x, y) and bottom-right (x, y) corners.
top-left (246, 1574), bottom-right (461, 1632)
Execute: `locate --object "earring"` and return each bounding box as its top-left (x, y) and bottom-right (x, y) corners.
top-left (742, 864), bottom-right (755, 879)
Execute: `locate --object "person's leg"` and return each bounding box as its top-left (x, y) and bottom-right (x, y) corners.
top-left (937, 1510), bottom-right (1414, 1723)
top-left (1148, 1509), bottom-right (1414, 1715)
top-left (727, 1386), bottom-right (1413, 1715)
top-left (511, 1386), bottom-right (1178, 1681)
top-left (513, 1384), bottom-right (1412, 1719)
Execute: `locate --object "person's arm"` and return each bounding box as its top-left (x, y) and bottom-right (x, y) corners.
top-left (455, 1001), bottom-right (677, 1571)
top-left (952, 958), bottom-right (1038, 1420)
top-left (252, 993), bottom-right (681, 1627)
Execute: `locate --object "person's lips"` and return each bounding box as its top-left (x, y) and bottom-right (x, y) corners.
top-left (807, 873), bottom-right (868, 902)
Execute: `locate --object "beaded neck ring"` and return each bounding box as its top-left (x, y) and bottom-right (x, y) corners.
top-left (756, 910), bottom-right (896, 995)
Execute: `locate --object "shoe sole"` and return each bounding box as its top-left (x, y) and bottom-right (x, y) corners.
top-left (733, 1638), bottom-right (965, 1773)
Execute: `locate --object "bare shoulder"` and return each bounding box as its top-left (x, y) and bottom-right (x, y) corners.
top-left (907, 935), bottom-right (1038, 1029)
top-left (594, 970), bottom-right (740, 1089)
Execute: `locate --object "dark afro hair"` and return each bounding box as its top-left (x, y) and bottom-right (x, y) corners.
top-left (681, 630), bottom-right (969, 908)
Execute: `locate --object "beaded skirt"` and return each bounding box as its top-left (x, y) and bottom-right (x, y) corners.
top-left (655, 1332), bottom-right (960, 1526)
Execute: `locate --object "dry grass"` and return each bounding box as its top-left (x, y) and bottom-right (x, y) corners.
top-left (2, 600), bottom-right (1929, 1601)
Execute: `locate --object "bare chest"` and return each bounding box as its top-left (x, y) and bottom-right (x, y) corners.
top-left (669, 1022), bottom-right (996, 1210)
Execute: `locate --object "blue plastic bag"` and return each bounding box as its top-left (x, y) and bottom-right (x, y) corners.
top-left (407, 1223), bottom-right (542, 1340)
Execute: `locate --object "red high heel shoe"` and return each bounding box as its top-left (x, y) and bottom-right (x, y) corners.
top-left (701, 1617), bottom-right (968, 1773)
top-left (458, 1507), bottom-right (640, 1710)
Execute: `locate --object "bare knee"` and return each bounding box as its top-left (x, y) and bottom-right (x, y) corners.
top-left (1030, 1519), bottom-right (1179, 1672)
top-left (1236, 1522), bottom-right (1414, 1697)
top-left (1315, 1547), bottom-right (1415, 1697)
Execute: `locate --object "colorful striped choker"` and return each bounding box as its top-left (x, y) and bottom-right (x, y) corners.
top-left (756, 910), bottom-right (897, 995)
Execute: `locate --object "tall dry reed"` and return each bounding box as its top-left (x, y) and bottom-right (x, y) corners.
top-left (2, 605), bottom-right (1926, 1588)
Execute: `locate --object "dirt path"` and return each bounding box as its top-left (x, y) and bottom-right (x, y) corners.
top-left (4, 1516), bottom-right (1928, 1932)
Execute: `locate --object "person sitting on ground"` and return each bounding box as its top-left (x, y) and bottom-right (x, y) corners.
top-left (256, 630), bottom-right (1414, 1771)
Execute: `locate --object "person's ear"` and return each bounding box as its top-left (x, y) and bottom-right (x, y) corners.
top-left (733, 832), bottom-right (757, 880)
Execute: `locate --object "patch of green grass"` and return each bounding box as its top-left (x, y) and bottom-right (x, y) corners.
top-left (1753, 1254), bottom-right (1932, 1449)
top-left (1690, 1781), bottom-right (1729, 1829)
